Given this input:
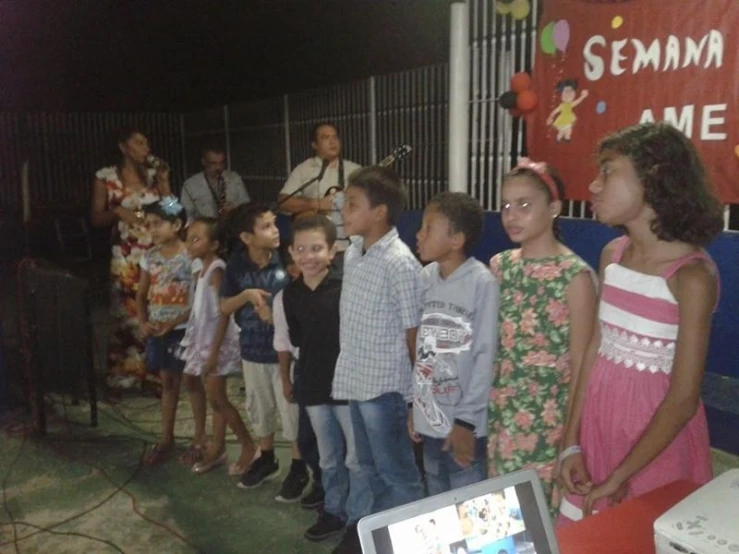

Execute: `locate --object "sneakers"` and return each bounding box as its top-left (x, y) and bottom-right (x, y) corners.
top-left (332, 525), bottom-right (361, 554)
top-left (275, 461), bottom-right (309, 503)
top-left (300, 481), bottom-right (325, 510)
top-left (304, 512), bottom-right (345, 542)
top-left (237, 454), bottom-right (280, 489)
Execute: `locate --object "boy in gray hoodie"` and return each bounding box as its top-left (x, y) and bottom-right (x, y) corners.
top-left (409, 192), bottom-right (499, 496)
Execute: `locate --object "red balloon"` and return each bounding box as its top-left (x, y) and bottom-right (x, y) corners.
top-left (510, 72), bottom-right (532, 94)
top-left (517, 90), bottom-right (538, 112)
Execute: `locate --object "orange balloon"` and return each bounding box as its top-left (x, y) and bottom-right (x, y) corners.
top-left (517, 90), bottom-right (538, 112)
top-left (510, 72), bottom-right (532, 94)
top-left (509, 108), bottom-right (523, 117)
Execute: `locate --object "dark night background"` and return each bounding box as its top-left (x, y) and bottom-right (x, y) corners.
top-left (0, 0), bottom-right (452, 112)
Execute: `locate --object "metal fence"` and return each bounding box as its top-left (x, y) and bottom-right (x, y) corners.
top-left (0, 112), bottom-right (184, 217)
top-left (182, 64), bottom-right (449, 210)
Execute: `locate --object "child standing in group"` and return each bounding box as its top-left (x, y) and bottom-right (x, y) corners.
top-left (411, 192), bottom-right (499, 496)
top-left (179, 217), bottom-right (257, 476)
top-left (219, 203), bottom-right (309, 499)
top-left (487, 159), bottom-right (597, 516)
top-left (283, 216), bottom-right (372, 544)
top-left (558, 123), bottom-right (722, 522)
top-left (136, 197), bottom-right (192, 465)
top-left (332, 166), bottom-right (425, 554)
top-left (272, 243), bottom-right (324, 507)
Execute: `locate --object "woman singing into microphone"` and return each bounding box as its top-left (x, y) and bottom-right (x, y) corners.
top-left (91, 127), bottom-right (172, 395)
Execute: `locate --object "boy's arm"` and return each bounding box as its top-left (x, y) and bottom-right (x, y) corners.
top-left (219, 264), bottom-right (270, 315)
top-left (453, 275), bottom-right (499, 428)
top-left (406, 327), bottom-right (418, 366)
top-left (390, 256), bottom-right (423, 400)
top-left (273, 291), bottom-right (296, 401)
top-left (277, 351), bottom-right (294, 402)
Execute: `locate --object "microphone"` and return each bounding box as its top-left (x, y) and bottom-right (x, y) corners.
top-left (146, 155), bottom-right (169, 170)
top-left (317, 158), bottom-right (330, 181)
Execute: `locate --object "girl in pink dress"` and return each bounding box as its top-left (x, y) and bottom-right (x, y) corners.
top-left (181, 218), bottom-right (257, 476)
top-left (558, 123), bottom-right (724, 523)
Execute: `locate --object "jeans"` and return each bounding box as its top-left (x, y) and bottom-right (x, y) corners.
top-left (422, 435), bottom-right (488, 497)
top-left (297, 403), bottom-right (321, 482)
top-left (306, 404), bottom-right (372, 524)
top-left (350, 393), bottom-right (424, 516)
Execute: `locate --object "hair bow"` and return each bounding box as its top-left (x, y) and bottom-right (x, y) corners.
top-left (159, 195), bottom-right (184, 216)
top-left (515, 157), bottom-right (559, 201)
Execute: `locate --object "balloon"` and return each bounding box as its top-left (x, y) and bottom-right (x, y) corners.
top-left (511, 0), bottom-right (531, 20)
top-left (496, 0), bottom-right (515, 15)
top-left (499, 91), bottom-right (518, 110)
top-left (611, 15), bottom-right (624, 29)
top-left (596, 101), bottom-right (607, 114)
top-left (517, 90), bottom-right (538, 113)
top-left (510, 72), bottom-right (532, 94)
top-left (553, 20), bottom-right (570, 52)
top-left (540, 22), bottom-right (556, 55)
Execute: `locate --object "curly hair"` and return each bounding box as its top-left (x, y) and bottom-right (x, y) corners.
top-left (599, 122), bottom-right (723, 246)
top-left (427, 192), bottom-right (484, 256)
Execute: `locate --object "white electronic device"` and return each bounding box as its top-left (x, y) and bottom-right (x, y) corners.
top-left (654, 469), bottom-right (739, 554)
top-left (357, 469), bottom-right (559, 554)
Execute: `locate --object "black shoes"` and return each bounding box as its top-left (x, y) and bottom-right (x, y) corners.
top-left (305, 511), bottom-right (345, 542)
top-left (275, 460), bottom-right (309, 503)
top-left (300, 481), bottom-right (326, 510)
top-left (237, 454), bottom-right (280, 489)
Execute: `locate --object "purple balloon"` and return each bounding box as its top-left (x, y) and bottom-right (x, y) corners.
top-left (553, 20), bottom-right (570, 52)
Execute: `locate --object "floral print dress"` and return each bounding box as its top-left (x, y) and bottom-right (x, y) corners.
top-left (487, 249), bottom-right (593, 517)
top-left (98, 166), bottom-right (159, 387)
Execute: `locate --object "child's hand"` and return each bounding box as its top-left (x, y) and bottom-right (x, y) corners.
top-left (243, 289), bottom-right (271, 309)
top-left (152, 320), bottom-right (176, 337)
top-left (407, 410), bottom-right (422, 443)
top-left (203, 357), bottom-right (218, 376)
top-left (559, 452), bottom-right (592, 496)
top-left (583, 473), bottom-right (628, 516)
top-left (281, 378), bottom-right (294, 403)
top-left (444, 423), bottom-right (476, 468)
top-left (141, 321), bottom-right (160, 337)
top-left (546, 115), bottom-right (554, 126)
top-left (581, 89), bottom-right (590, 98)
top-left (256, 304), bottom-right (273, 325)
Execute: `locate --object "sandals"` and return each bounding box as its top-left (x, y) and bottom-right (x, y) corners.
top-left (146, 443), bottom-right (175, 466)
top-left (178, 444), bottom-right (206, 465)
top-left (193, 451), bottom-right (228, 474)
top-left (228, 448), bottom-right (259, 476)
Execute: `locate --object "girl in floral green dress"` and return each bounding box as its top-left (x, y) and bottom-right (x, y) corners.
top-left (487, 159), bottom-right (597, 517)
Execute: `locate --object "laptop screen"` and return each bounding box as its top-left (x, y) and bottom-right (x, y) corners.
top-left (363, 474), bottom-right (556, 554)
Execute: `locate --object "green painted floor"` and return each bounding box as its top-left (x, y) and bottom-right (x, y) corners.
top-left (2, 385), bottom-right (738, 554)
top-left (0, 385), bottom-right (339, 554)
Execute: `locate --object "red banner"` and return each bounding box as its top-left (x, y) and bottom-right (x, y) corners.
top-left (527, 0), bottom-right (739, 203)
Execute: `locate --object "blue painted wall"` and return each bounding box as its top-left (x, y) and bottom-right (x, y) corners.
top-left (277, 213), bottom-right (739, 453)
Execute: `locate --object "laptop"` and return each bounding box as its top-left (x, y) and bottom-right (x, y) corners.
top-left (357, 469), bottom-right (560, 554)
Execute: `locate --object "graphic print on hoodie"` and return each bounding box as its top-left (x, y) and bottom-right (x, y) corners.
top-left (413, 257), bottom-right (500, 439)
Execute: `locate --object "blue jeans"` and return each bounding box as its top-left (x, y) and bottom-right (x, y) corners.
top-left (350, 393), bottom-right (424, 516)
top-left (306, 404), bottom-right (372, 525)
top-left (423, 435), bottom-right (488, 497)
top-left (297, 403), bottom-right (321, 482)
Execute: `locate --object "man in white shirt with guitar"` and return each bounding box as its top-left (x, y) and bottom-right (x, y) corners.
top-left (279, 122), bottom-right (361, 256)
top-left (279, 122), bottom-right (411, 269)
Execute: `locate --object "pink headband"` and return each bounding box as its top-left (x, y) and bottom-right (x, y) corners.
top-left (515, 157), bottom-right (559, 201)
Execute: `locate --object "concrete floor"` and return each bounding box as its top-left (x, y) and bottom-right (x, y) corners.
top-left (0, 388), bottom-right (338, 554)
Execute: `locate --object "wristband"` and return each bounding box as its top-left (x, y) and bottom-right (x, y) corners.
top-left (558, 445), bottom-right (582, 463)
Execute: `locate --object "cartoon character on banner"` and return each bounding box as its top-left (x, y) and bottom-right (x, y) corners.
top-left (547, 79), bottom-right (589, 142)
